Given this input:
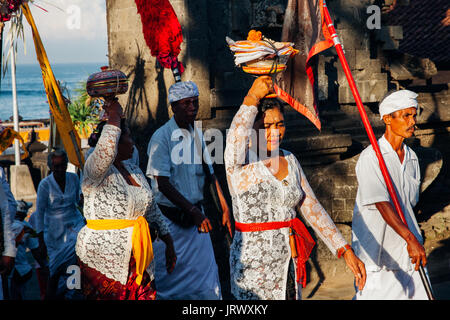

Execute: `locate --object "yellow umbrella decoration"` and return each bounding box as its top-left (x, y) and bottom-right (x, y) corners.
top-left (21, 2), bottom-right (84, 168)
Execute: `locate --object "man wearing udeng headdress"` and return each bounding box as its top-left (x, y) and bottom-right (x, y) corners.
top-left (351, 90), bottom-right (433, 299)
top-left (146, 81), bottom-right (222, 299)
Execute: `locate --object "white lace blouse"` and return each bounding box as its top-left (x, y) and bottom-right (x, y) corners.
top-left (224, 104), bottom-right (348, 300)
top-left (75, 124), bottom-right (169, 285)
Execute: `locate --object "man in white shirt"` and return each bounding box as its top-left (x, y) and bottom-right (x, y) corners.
top-left (352, 90), bottom-right (432, 299)
top-left (146, 81), bottom-right (230, 300)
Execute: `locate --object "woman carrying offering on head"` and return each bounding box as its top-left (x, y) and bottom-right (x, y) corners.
top-left (75, 98), bottom-right (176, 300)
top-left (224, 76), bottom-right (367, 300)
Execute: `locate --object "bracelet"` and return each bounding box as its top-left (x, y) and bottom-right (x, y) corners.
top-left (337, 244), bottom-right (352, 259)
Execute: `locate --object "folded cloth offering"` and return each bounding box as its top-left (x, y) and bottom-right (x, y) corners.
top-left (226, 30), bottom-right (299, 74)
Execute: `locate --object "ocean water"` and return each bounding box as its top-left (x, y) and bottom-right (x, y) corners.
top-left (0, 62), bottom-right (107, 121)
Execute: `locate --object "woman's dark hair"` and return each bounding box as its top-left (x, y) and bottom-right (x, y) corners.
top-left (255, 98), bottom-right (284, 122)
top-left (88, 118), bottom-right (128, 148)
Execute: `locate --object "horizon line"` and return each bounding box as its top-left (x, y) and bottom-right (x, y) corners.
top-left (12, 61), bottom-right (109, 66)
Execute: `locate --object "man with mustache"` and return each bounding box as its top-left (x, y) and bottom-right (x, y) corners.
top-left (351, 90), bottom-right (432, 299)
top-left (146, 81), bottom-right (227, 299)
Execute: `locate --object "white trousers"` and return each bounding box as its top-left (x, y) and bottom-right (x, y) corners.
top-left (354, 268), bottom-right (431, 300)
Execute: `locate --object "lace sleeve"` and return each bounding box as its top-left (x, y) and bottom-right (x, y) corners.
top-left (146, 196), bottom-right (170, 237)
top-left (295, 158), bottom-right (347, 255)
top-left (224, 104), bottom-right (258, 177)
top-left (84, 124), bottom-right (121, 184)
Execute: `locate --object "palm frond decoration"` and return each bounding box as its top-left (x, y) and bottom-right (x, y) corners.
top-left (0, 1), bottom-right (30, 77)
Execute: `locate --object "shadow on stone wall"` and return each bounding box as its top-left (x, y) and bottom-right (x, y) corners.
top-left (124, 42), bottom-right (171, 169)
top-left (414, 92), bottom-right (450, 224)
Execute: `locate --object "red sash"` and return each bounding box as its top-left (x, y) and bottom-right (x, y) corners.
top-left (235, 218), bottom-right (316, 288)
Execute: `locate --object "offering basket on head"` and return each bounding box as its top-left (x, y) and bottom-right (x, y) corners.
top-left (226, 30), bottom-right (299, 98)
top-left (86, 66), bottom-right (129, 100)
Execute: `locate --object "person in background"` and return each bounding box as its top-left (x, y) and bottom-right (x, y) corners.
top-left (28, 208), bottom-right (49, 300)
top-left (0, 166), bottom-right (17, 300)
top-left (9, 200), bottom-right (48, 300)
top-left (146, 81), bottom-right (230, 300)
top-left (34, 149), bottom-right (86, 299)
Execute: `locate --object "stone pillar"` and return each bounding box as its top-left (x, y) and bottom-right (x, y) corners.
top-left (9, 164), bottom-right (37, 211)
top-left (106, 0), bottom-right (213, 166)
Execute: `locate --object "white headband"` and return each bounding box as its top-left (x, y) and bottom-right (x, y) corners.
top-left (168, 81), bottom-right (199, 103)
top-left (379, 90), bottom-right (418, 120)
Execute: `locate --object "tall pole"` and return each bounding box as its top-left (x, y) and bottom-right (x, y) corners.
top-left (322, 0), bottom-right (434, 300)
top-left (11, 42), bottom-right (20, 165)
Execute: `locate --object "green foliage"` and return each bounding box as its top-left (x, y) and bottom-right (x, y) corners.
top-left (67, 81), bottom-right (101, 137)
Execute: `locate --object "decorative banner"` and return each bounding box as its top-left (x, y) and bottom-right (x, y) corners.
top-left (134, 0), bottom-right (184, 76)
top-left (21, 2), bottom-right (84, 168)
top-left (0, 126), bottom-right (28, 159)
top-left (275, 0), bottom-right (334, 131)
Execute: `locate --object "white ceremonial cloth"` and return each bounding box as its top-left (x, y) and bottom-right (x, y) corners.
top-left (352, 135), bottom-right (429, 299)
top-left (11, 220), bottom-right (39, 277)
top-left (168, 81), bottom-right (199, 103)
top-left (146, 117), bottom-right (221, 300)
top-left (151, 214), bottom-right (222, 300)
top-left (34, 172), bottom-right (85, 276)
top-left (146, 117), bottom-right (205, 208)
top-left (379, 90), bottom-right (418, 119)
top-left (354, 268), bottom-right (429, 300)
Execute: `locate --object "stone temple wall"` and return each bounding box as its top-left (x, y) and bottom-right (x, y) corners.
top-left (106, 0), bottom-right (450, 297)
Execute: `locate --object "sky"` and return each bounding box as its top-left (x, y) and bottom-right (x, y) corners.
top-left (4, 0), bottom-right (108, 65)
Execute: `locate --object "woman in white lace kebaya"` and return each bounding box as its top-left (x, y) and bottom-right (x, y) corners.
top-left (224, 76), bottom-right (367, 300)
top-left (75, 100), bottom-right (176, 300)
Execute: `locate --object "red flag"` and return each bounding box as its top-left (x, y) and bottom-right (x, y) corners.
top-left (275, 0), bottom-right (333, 130)
top-left (135, 0), bottom-right (184, 73)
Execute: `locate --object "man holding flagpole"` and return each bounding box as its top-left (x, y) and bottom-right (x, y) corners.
top-left (351, 90), bottom-right (432, 300)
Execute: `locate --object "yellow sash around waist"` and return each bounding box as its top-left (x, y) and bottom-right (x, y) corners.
top-left (86, 216), bottom-right (153, 286)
